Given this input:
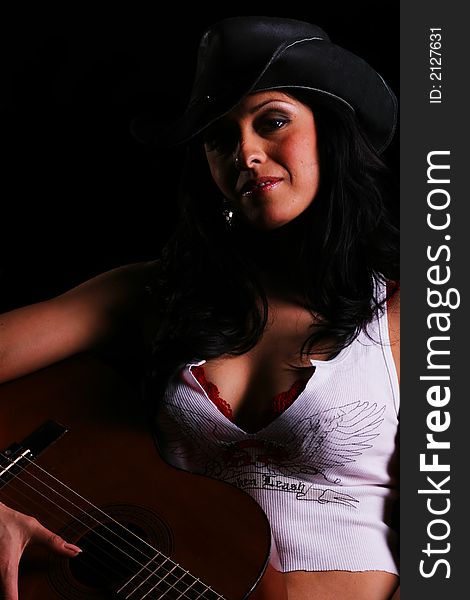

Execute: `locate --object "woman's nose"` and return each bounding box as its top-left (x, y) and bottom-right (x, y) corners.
top-left (234, 132), bottom-right (267, 170)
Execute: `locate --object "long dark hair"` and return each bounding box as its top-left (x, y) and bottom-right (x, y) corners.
top-left (146, 91), bottom-right (399, 385)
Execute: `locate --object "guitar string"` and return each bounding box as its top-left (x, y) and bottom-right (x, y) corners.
top-left (140, 568), bottom-right (222, 600)
top-left (117, 548), bottom-right (221, 600)
top-left (0, 463), bottom-right (222, 598)
top-left (120, 559), bottom-right (214, 600)
top-left (0, 472), bottom-right (190, 600)
top-left (0, 456), bottom-right (224, 600)
top-left (0, 469), bottom-right (151, 595)
top-left (22, 455), bottom-right (217, 598)
top-left (1, 452), bottom-right (161, 563)
top-left (117, 554), bottom-right (178, 598)
top-left (0, 462), bottom-right (223, 600)
top-left (0, 455), bottom-right (164, 567)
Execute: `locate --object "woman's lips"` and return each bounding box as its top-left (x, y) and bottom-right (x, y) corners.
top-left (240, 177), bottom-right (283, 196)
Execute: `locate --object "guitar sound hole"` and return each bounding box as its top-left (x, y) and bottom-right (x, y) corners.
top-left (69, 521), bottom-right (150, 590)
top-left (49, 504), bottom-right (173, 599)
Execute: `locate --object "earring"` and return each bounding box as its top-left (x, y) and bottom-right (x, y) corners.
top-left (222, 197), bottom-right (234, 228)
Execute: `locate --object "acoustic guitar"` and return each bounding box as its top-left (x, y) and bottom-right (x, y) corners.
top-left (0, 354), bottom-right (287, 599)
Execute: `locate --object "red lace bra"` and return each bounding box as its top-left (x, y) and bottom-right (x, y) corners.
top-left (191, 279), bottom-right (400, 427)
top-left (191, 365), bottom-right (307, 425)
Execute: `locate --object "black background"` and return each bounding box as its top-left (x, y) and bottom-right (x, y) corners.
top-left (0, 3), bottom-right (399, 311)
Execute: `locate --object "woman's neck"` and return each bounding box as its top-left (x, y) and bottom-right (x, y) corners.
top-left (234, 219), bottom-right (310, 304)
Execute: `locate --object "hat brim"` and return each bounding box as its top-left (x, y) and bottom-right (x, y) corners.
top-left (131, 34), bottom-right (397, 154)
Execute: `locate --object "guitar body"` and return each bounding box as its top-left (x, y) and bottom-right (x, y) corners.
top-left (0, 355), bottom-right (287, 599)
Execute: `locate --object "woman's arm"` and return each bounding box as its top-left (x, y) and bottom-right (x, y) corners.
top-left (0, 261), bottom-right (159, 597)
top-left (0, 260), bottom-right (158, 384)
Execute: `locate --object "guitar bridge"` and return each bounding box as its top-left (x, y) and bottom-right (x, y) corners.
top-left (0, 420), bottom-right (67, 488)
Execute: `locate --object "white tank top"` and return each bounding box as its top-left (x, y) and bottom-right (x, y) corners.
top-left (154, 280), bottom-right (399, 574)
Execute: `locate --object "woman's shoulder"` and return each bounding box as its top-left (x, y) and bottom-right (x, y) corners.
top-left (0, 259), bottom-right (161, 384)
top-left (65, 258), bottom-right (162, 353)
top-left (81, 259), bottom-right (160, 294)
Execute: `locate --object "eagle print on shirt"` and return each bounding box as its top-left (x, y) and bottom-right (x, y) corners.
top-left (160, 400), bottom-right (385, 508)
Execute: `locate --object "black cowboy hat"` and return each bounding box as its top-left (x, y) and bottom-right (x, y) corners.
top-left (131, 16), bottom-right (397, 153)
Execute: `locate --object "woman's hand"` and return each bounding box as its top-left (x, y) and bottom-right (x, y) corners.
top-left (0, 502), bottom-right (81, 600)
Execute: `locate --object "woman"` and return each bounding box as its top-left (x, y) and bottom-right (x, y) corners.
top-left (0, 16), bottom-right (400, 599)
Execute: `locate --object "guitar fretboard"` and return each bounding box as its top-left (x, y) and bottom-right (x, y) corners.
top-left (117, 554), bottom-right (225, 599)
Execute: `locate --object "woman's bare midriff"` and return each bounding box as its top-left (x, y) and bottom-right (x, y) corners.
top-left (282, 569), bottom-right (399, 600)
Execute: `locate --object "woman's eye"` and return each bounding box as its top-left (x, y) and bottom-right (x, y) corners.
top-left (204, 123), bottom-right (238, 156)
top-left (259, 117), bottom-right (289, 132)
top-left (205, 137), bottom-right (235, 155)
top-left (204, 114), bottom-right (290, 156)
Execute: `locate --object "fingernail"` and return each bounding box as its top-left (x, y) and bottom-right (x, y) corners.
top-left (64, 542), bottom-right (82, 553)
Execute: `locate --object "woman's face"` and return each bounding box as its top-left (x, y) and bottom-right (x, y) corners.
top-left (204, 91), bottom-right (319, 230)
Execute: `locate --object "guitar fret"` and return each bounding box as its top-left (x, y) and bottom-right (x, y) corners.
top-left (173, 577), bottom-right (223, 600)
top-left (119, 557), bottom-right (225, 600)
top-left (139, 566), bottom-right (200, 599)
top-left (171, 577), bottom-right (200, 600)
top-left (118, 557), bottom-right (184, 599)
top-left (154, 568), bottom-right (207, 600)
top-left (191, 587), bottom-right (225, 600)
top-left (147, 572), bottom-right (207, 600)
top-left (117, 553), bottom-right (165, 597)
